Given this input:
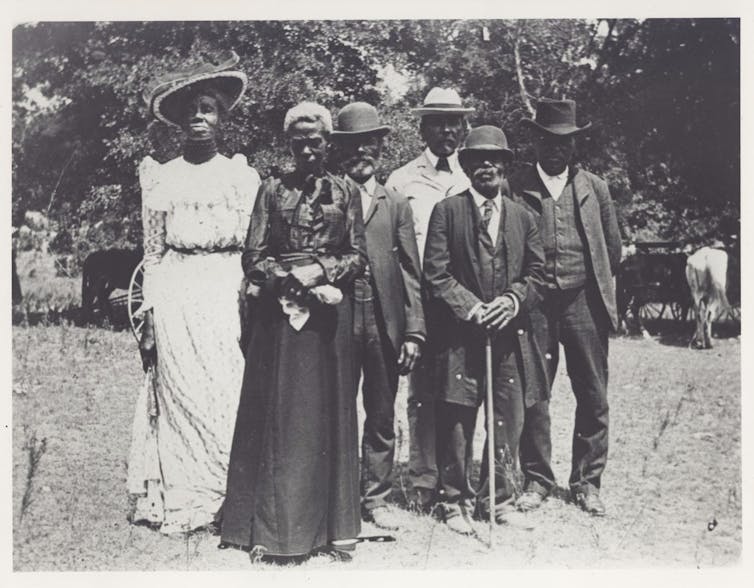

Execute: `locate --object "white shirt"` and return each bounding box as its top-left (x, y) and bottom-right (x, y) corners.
top-left (423, 148), bottom-right (461, 175)
top-left (536, 162), bottom-right (569, 201)
top-left (469, 187), bottom-right (501, 242)
top-left (355, 176), bottom-right (377, 221)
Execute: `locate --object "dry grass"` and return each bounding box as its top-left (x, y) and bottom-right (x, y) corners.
top-left (12, 325), bottom-right (741, 570)
top-left (14, 250), bottom-right (80, 321)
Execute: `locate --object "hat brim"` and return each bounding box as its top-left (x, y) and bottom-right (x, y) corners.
top-left (412, 107), bottom-right (475, 116)
top-left (330, 125), bottom-right (391, 137)
top-left (522, 118), bottom-right (592, 136)
top-left (151, 71), bottom-right (247, 127)
top-left (459, 146), bottom-right (514, 162)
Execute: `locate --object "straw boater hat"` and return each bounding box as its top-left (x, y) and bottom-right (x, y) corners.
top-left (143, 51), bottom-right (247, 127)
top-left (458, 125), bottom-right (514, 164)
top-left (412, 87), bottom-right (475, 116)
top-left (331, 102), bottom-right (391, 137)
top-left (522, 98), bottom-right (592, 136)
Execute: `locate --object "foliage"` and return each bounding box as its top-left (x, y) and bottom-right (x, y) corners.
top-left (12, 19), bottom-right (740, 259)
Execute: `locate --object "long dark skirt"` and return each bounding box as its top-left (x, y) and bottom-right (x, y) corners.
top-left (221, 293), bottom-right (361, 556)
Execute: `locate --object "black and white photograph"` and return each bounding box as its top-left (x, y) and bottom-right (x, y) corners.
top-left (6, 1), bottom-right (748, 579)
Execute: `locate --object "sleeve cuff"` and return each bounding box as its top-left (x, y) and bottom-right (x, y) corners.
top-left (503, 292), bottom-right (520, 317)
top-left (467, 301), bottom-right (484, 321)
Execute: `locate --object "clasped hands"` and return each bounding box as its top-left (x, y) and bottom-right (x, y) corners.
top-left (470, 295), bottom-right (518, 332)
top-left (278, 263), bottom-right (325, 305)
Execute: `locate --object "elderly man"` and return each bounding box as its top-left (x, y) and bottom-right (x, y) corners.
top-left (385, 87), bottom-right (473, 511)
top-left (423, 125), bottom-right (546, 534)
top-left (331, 102), bottom-right (426, 530)
top-left (510, 98), bottom-right (622, 517)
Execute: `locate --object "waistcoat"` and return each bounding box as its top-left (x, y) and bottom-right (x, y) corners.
top-left (540, 179), bottom-right (588, 289)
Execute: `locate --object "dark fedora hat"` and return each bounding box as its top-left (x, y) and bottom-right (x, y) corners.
top-left (143, 51), bottom-right (247, 127)
top-left (522, 98), bottom-right (592, 136)
top-left (458, 125), bottom-right (514, 162)
top-left (331, 102), bottom-right (391, 137)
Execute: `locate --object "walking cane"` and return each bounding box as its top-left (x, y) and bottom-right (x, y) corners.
top-left (485, 333), bottom-right (495, 547)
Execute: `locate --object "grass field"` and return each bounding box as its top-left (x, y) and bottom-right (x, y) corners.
top-left (12, 324), bottom-right (741, 570)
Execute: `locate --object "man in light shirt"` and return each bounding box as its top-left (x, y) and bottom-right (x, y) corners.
top-left (331, 102), bottom-right (425, 530)
top-left (385, 87), bottom-right (473, 512)
top-left (510, 98), bottom-right (622, 517)
top-left (423, 125), bottom-right (546, 534)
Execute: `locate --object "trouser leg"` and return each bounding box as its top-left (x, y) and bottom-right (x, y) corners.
top-left (477, 346), bottom-right (525, 516)
top-left (360, 296), bottom-right (400, 512)
top-left (560, 284), bottom-right (610, 492)
top-left (518, 299), bottom-right (558, 493)
top-left (407, 359), bottom-right (438, 495)
top-left (435, 401), bottom-right (477, 512)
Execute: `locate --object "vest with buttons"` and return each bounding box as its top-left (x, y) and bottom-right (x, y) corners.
top-left (477, 207), bottom-right (507, 303)
top-left (540, 178), bottom-right (588, 289)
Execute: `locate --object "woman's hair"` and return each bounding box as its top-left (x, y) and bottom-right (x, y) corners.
top-left (283, 102), bottom-right (333, 135)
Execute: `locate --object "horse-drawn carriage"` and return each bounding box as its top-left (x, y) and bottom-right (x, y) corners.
top-left (617, 239), bottom-right (740, 344)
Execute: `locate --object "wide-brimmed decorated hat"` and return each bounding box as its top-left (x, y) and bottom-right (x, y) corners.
top-left (331, 102), bottom-right (391, 137)
top-left (143, 51), bottom-right (247, 126)
top-left (522, 98), bottom-right (592, 136)
top-left (412, 87), bottom-right (475, 116)
top-left (458, 125), bottom-right (514, 163)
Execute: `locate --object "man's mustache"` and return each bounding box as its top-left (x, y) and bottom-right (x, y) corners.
top-left (344, 155), bottom-right (376, 167)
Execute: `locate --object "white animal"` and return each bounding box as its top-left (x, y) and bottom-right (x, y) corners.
top-left (685, 247), bottom-right (729, 349)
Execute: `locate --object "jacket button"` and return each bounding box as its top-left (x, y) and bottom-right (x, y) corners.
top-left (517, 329), bottom-right (524, 335)
top-left (497, 420), bottom-right (503, 427)
top-left (545, 353), bottom-right (552, 360)
top-left (508, 378), bottom-right (514, 384)
top-left (456, 374), bottom-right (462, 380)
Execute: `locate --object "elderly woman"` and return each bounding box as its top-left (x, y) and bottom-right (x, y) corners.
top-left (220, 102), bottom-right (367, 563)
top-left (127, 53), bottom-right (260, 534)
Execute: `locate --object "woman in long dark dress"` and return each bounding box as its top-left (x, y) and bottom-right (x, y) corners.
top-left (221, 101), bottom-right (367, 562)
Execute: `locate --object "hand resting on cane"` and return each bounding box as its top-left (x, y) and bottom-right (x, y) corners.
top-left (480, 294), bottom-right (518, 331)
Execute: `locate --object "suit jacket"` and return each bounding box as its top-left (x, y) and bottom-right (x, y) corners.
top-left (362, 181), bottom-right (426, 351)
top-left (423, 190), bottom-right (547, 408)
top-left (385, 150), bottom-right (470, 259)
top-left (509, 165), bottom-right (622, 330)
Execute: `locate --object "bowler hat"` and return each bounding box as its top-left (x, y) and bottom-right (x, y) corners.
top-left (412, 87), bottom-right (475, 116)
top-left (331, 102), bottom-right (391, 137)
top-left (458, 125), bottom-right (514, 163)
top-left (143, 51), bottom-right (247, 127)
top-left (522, 98), bottom-right (591, 136)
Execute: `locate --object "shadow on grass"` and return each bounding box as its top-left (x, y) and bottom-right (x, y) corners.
top-left (615, 318), bottom-right (740, 348)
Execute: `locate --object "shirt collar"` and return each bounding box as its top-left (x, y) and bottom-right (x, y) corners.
top-left (469, 186), bottom-right (501, 210)
top-left (355, 175), bottom-right (377, 196)
top-left (536, 162), bottom-right (569, 182)
top-left (424, 148), bottom-right (460, 172)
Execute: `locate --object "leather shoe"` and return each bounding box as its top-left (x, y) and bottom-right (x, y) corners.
top-left (515, 489), bottom-right (546, 512)
top-left (573, 490), bottom-right (606, 517)
top-left (365, 506), bottom-right (402, 531)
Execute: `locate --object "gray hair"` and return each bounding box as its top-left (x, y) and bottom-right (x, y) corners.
top-left (283, 101), bottom-right (333, 135)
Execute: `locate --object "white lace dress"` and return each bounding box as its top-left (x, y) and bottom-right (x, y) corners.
top-left (127, 153), bottom-right (260, 534)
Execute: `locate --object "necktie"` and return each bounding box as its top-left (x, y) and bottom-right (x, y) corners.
top-left (436, 156), bottom-right (451, 172)
top-left (481, 199), bottom-right (494, 237)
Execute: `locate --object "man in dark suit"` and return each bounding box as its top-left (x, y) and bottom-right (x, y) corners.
top-left (510, 99), bottom-right (622, 517)
top-left (424, 125), bottom-right (546, 535)
top-left (332, 102), bottom-right (426, 530)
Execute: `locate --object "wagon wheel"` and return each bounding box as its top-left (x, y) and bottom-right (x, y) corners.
top-left (638, 302), bottom-right (661, 322)
top-left (668, 302), bottom-right (687, 321)
top-left (127, 260), bottom-right (146, 343)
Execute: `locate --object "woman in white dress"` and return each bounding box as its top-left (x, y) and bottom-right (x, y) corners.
top-left (127, 53), bottom-right (260, 534)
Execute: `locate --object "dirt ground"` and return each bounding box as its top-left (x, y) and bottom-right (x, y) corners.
top-left (11, 324), bottom-right (741, 570)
